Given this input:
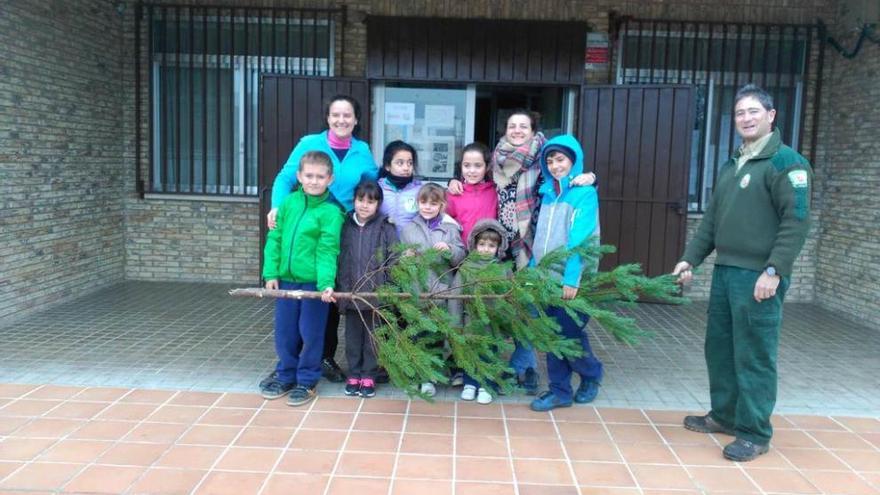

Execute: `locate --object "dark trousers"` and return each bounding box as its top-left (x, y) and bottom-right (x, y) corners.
top-left (273, 281), bottom-right (328, 387)
top-left (344, 310), bottom-right (379, 379)
top-left (323, 302), bottom-right (340, 361)
top-left (706, 265), bottom-right (789, 445)
top-left (546, 306), bottom-right (603, 402)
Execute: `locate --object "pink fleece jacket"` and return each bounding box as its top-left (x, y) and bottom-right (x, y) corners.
top-left (445, 181), bottom-right (499, 243)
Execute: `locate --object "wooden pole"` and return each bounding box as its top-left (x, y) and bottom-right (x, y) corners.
top-left (228, 288), bottom-right (509, 300)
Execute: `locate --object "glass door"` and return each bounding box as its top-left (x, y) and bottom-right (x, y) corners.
top-left (371, 83), bottom-right (475, 182)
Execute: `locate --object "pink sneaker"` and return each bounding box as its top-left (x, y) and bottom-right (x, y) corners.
top-left (360, 377), bottom-right (376, 398)
top-left (344, 377), bottom-right (361, 396)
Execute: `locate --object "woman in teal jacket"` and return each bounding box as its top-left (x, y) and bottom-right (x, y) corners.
top-left (267, 95), bottom-right (378, 227)
top-left (267, 94), bottom-right (379, 382)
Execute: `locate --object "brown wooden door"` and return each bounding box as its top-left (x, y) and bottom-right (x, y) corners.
top-left (259, 76), bottom-right (370, 279)
top-left (579, 85), bottom-right (695, 278)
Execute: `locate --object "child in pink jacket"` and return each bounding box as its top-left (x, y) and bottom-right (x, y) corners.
top-left (445, 143), bottom-right (499, 244)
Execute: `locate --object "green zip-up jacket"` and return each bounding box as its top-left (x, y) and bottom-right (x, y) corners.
top-left (262, 188), bottom-right (345, 290)
top-left (682, 128), bottom-right (811, 277)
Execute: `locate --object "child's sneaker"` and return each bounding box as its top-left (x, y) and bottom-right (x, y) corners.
top-left (530, 391), bottom-right (572, 412)
top-left (259, 372), bottom-right (295, 400)
top-left (460, 384), bottom-right (477, 401)
top-left (420, 382), bottom-right (436, 397)
top-left (476, 387), bottom-right (493, 404)
top-left (450, 370), bottom-right (464, 387)
top-left (375, 367), bottom-right (390, 384)
top-left (360, 378), bottom-right (376, 398)
top-left (344, 378), bottom-right (361, 396)
top-left (574, 378), bottom-right (600, 404)
top-left (321, 358), bottom-right (346, 383)
top-left (287, 385), bottom-right (317, 407)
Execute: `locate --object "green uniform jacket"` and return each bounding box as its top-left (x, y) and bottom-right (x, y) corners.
top-left (682, 128), bottom-right (811, 277)
top-left (262, 189), bottom-right (345, 290)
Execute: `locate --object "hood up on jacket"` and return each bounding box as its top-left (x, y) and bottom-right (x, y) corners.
top-left (466, 218), bottom-right (509, 260)
top-left (538, 134), bottom-right (585, 195)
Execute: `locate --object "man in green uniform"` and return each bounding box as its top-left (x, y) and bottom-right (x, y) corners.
top-left (673, 84), bottom-right (812, 462)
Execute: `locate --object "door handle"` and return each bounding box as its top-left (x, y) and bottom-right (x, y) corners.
top-left (666, 201), bottom-right (685, 215)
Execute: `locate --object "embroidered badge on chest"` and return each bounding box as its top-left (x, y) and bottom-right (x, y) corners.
top-left (788, 169), bottom-right (809, 188)
top-left (404, 197), bottom-right (417, 211)
top-left (739, 174), bottom-right (751, 189)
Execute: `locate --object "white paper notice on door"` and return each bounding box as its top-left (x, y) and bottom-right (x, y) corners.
top-left (384, 102), bottom-right (416, 126)
top-left (424, 105), bottom-right (455, 129)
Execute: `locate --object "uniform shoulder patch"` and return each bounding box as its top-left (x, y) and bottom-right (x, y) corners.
top-left (788, 169), bottom-right (809, 188)
top-left (770, 146), bottom-right (809, 172)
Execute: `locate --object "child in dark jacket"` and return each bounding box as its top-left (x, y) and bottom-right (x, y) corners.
top-left (336, 180), bottom-right (399, 398)
top-left (448, 219), bottom-right (512, 405)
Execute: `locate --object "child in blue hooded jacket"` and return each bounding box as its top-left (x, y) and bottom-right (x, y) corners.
top-left (528, 134), bottom-right (604, 412)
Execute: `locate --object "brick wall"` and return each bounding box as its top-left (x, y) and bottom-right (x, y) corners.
top-left (0, 1), bottom-right (126, 321)
top-left (680, 214), bottom-right (819, 302)
top-left (125, 199), bottom-right (260, 282)
top-left (813, 28), bottom-right (880, 326)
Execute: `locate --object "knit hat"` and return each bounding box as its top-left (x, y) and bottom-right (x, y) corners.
top-left (541, 144), bottom-right (576, 166)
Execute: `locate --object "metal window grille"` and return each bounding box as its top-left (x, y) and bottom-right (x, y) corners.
top-left (612, 16), bottom-right (820, 212)
top-left (135, 3), bottom-right (343, 196)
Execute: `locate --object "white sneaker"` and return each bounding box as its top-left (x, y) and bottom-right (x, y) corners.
top-left (476, 387), bottom-right (493, 404)
top-left (420, 382), bottom-right (436, 397)
top-left (460, 384), bottom-right (477, 401)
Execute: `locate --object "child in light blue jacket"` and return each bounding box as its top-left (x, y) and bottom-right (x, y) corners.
top-left (528, 134), bottom-right (603, 412)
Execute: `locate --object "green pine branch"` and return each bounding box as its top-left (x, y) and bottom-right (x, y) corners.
top-left (369, 239), bottom-right (685, 399)
top-left (230, 240), bottom-right (686, 400)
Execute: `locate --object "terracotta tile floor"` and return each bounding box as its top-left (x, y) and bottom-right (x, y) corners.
top-left (1, 384), bottom-right (878, 494)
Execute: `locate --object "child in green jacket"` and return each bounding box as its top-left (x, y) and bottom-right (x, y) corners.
top-left (259, 151), bottom-right (345, 407)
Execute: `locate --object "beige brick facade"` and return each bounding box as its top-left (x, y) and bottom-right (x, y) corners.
top-left (2, 0), bottom-right (877, 326)
top-left (1, 1), bottom-right (126, 320)
top-left (813, 28), bottom-right (880, 325)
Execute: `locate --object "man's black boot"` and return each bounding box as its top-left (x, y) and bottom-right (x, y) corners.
top-left (683, 414), bottom-right (735, 435)
top-left (723, 438), bottom-right (769, 462)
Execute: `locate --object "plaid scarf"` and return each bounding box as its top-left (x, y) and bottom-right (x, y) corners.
top-left (491, 132), bottom-right (547, 268)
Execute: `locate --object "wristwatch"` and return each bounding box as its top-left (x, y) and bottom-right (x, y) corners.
top-left (764, 266), bottom-right (777, 277)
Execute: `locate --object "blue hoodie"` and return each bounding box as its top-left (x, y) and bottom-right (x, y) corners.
top-left (271, 131), bottom-right (379, 211)
top-left (530, 134), bottom-right (600, 288)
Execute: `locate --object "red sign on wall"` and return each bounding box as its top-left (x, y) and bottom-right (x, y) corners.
top-left (585, 33), bottom-right (609, 70)
top-left (586, 46), bottom-right (609, 64)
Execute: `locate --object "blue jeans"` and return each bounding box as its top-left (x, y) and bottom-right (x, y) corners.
top-left (273, 281), bottom-right (329, 387)
top-left (509, 340), bottom-right (537, 375)
top-left (545, 306), bottom-right (603, 402)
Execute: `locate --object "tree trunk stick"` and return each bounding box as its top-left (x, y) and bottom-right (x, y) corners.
top-left (228, 288), bottom-right (510, 300)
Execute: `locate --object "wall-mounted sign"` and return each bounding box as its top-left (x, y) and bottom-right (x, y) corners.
top-left (585, 32), bottom-right (609, 70)
top-left (424, 104), bottom-right (455, 129)
top-left (384, 102), bottom-right (415, 126)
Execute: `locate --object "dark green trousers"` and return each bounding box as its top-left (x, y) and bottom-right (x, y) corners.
top-left (705, 265), bottom-right (790, 445)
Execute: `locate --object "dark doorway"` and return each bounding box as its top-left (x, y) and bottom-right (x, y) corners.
top-left (475, 85), bottom-right (572, 147)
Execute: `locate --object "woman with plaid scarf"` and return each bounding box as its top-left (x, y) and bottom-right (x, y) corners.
top-left (449, 110), bottom-right (596, 392)
top-left (451, 111), bottom-right (596, 268)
